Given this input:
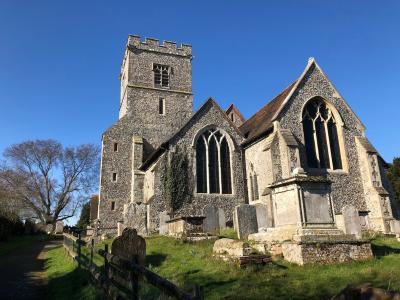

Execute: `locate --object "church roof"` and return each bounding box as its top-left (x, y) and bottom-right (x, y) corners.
top-left (239, 81), bottom-right (297, 146)
top-left (239, 58), bottom-right (365, 147)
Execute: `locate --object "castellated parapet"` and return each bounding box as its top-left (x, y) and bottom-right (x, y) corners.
top-left (127, 35), bottom-right (192, 57)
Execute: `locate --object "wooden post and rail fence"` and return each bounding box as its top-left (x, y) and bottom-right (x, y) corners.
top-left (63, 229), bottom-right (203, 300)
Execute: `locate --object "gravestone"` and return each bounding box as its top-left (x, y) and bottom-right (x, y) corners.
top-left (111, 228), bottom-right (146, 266)
top-left (342, 205), bottom-right (362, 239)
top-left (117, 221), bottom-right (125, 236)
top-left (218, 208), bottom-right (226, 230)
top-left (255, 204), bottom-right (268, 230)
top-left (390, 220), bottom-right (400, 234)
top-left (55, 221), bottom-right (64, 234)
top-left (203, 205), bottom-right (220, 233)
top-left (233, 204), bottom-right (258, 240)
top-left (159, 211), bottom-right (170, 235)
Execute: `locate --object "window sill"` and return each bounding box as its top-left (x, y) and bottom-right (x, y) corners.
top-left (194, 193), bottom-right (235, 197)
top-left (154, 85), bottom-right (170, 90)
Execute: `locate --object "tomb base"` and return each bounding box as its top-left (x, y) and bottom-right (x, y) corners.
top-left (282, 233), bottom-right (372, 265)
top-left (166, 216), bottom-right (205, 238)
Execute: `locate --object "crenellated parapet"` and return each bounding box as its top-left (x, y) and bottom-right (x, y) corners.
top-left (127, 35), bottom-right (192, 57)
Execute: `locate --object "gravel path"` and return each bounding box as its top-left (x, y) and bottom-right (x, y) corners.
top-left (0, 239), bottom-right (61, 300)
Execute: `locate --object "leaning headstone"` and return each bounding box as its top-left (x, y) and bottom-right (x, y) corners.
top-left (390, 220), bottom-right (400, 234)
top-left (233, 204), bottom-right (258, 240)
top-left (111, 228), bottom-right (146, 266)
top-left (255, 204), bottom-right (268, 230)
top-left (203, 204), bottom-right (220, 233)
top-left (218, 208), bottom-right (226, 230)
top-left (159, 211), bottom-right (170, 235)
top-left (342, 205), bottom-right (362, 239)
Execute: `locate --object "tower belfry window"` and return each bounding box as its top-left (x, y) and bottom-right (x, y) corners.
top-left (153, 64), bottom-right (170, 87)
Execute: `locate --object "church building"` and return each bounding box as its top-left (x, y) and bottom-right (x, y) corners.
top-left (97, 35), bottom-right (398, 240)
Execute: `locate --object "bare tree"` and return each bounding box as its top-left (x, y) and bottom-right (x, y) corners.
top-left (0, 139), bottom-right (100, 232)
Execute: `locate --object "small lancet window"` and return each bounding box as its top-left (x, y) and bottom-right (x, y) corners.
top-left (113, 143), bottom-right (118, 152)
top-left (302, 98), bottom-right (343, 170)
top-left (159, 98), bottom-right (165, 115)
top-left (112, 172), bottom-right (117, 182)
top-left (153, 64), bottom-right (170, 87)
top-left (111, 201), bottom-right (115, 211)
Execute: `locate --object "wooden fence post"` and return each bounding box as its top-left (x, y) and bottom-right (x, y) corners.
top-left (104, 244), bottom-right (109, 281)
top-left (77, 233), bottom-right (81, 268)
top-left (90, 239), bottom-right (94, 267)
top-left (194, 284), bottom-right (204, 300)
top-left (131, 255), bottom-right (139, 300)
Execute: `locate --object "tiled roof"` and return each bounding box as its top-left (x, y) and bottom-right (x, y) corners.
top-left (239, 81), bottom-right (297, 146)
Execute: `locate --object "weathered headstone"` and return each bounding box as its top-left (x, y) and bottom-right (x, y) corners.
top-left (117, 220), bottom-right (125, 236)
top-left (159, 211), bottom-right (170, 235)
top-left (218, 208), bottom-right (226, 230)
top-left (255, 204), bottom-right (268, 230)
top-left (55, 221), bottom-right (64, 234)
top-left (390, 220), bottom-right (400, 234)
top-left (111, 228), bottom-right (146, 266)
top-left (233, 204), bottom-right (258, 240)
top-left (342, 205), bottom-right (362, 239)
top-left (203, 204), bottom-right (220, 233)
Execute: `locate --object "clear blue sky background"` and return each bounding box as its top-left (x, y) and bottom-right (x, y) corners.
top-left (0, 1), bottom-right (399, 222)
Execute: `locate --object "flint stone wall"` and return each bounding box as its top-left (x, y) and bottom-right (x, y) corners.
top-left (99, 36), bottom-right (193, 231)
top-left (277, 64), bottom-right (366, 213)
top-left (282, 241), bottom-right (372, 265)
top-left (147, 101), bottom-right (246, 231)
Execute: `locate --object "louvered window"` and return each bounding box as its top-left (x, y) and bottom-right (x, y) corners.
top-left (153, 64), bottom-right (170, 87)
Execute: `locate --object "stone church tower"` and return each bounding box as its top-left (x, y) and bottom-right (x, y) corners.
top-left (98, 36), bottom-right (193, 231)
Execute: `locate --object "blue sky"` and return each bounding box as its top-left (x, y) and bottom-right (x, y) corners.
top-left (0, 1), bottom-right (399, 224)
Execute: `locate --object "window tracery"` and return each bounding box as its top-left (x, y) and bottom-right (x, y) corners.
top-left (302, 98), bottom-right (343, 170)
top-left (196, 128), bottom-right (232, 194)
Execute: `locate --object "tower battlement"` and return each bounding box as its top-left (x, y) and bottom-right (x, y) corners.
top-left (127, 35), bottom-right (192, 57)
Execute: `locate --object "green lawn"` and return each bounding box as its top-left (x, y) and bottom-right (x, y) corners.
top-left (144, 235), bottom-right (400, 300)
top-left (78, 234), bottom-right (400, 299)
top-left (45, 245), bottom-right (103, 300)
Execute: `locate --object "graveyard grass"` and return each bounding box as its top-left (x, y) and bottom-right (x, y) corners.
top-left (85, 233), bottom-right (400, 300)
top-left (45, 245), bottom-right (103, 300)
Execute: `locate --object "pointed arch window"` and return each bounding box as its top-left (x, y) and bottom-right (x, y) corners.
top-left (196, 128), bottom-right (232, 194)
top-left (302, 98), bottom-right (343, 170)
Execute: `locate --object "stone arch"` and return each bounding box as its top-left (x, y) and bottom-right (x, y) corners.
top-left (192, 125), bottom-right (236, 194)
top-left (300, 96), bottom-right (348, 171)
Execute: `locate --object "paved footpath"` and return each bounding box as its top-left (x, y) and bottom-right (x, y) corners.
top-left (0, 239), bottom-right (61, 300)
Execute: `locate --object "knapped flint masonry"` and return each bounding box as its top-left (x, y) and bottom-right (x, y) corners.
top-left (95, 35), bottom-right (400, 264)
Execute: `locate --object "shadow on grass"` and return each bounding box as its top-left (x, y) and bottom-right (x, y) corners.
top-left (146, 254), bottom-right (167, 267)
top-left (47, 267), bottom-right (90, 298)
top-left (371, 244), bottom-right (400, 258)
